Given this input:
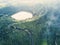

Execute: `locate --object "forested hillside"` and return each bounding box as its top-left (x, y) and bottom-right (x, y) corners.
top-left (0, 4), bottom-right (60, 45)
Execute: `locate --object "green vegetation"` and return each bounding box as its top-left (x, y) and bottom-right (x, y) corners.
top-left (0, 15), bottom-right (48, 45)
top-left (0, 4), bottom-right (60, 45)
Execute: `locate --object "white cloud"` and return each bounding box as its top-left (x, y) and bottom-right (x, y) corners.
top-left (0, 0), bottom-right (60, 7)
top-left (11, 11), bottom-right (33, 21)
top-left (0, 3), bottom-right (7, 8)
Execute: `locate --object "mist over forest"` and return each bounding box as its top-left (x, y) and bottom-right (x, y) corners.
top-left (0, 2), bottom-right (60, 45)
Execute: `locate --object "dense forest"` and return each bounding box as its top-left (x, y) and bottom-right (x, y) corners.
top-left (0, 4), bottom-right (60, 45)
